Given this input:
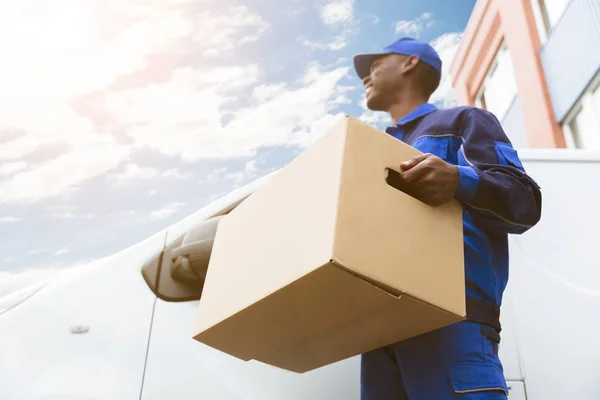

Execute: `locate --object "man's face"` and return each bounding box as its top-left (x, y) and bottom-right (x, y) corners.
top-left (363, 54), bottom-right (410, 111)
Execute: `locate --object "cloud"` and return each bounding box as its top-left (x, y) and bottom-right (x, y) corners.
top-left (321, 0), bottom-right (354, 25)
top-left (357, 97), bottom-right (392, 130)
top-left (199, 167), bottom-right (229, 184)
top-left (51, 212), bottom-right (95, 220)
top-left (149, 202), bottom-right (186, 220)
top-left (162, 168), bottom-right (190, 180)
top-left (54, 248), bottom-right (69, 256)
top-left (192, 6), bottom-right (270, 56)
top-left (367, 15), bottom-right (381, 25)
top-left (114, 163), bottom-right (160, 182)
top-left (29, 249), bottom-right (47, 255)
top-left (0, 137), bottom-right (129, 205)
top-left (430, 32), bottom-right (464, 109)
top-left (224, 160), bottom-right (261, 184)
top-left (0, 216), bottom-right (21, 223)
top-left (300, 34), bottom-right (348, 51)
top-left (112, 164), bottom-right (191, 184)
top-left (0, 162), bottom-right (28, 176)
top-left (0, 1), bottom-right (270, 205)
top-left (105, 62), bottom-right (351, 161)
top-left (395, 12), bottom-right (436, 38)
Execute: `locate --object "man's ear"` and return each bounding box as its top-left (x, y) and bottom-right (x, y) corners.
top-left (401, 55), bottom-right (420, 74)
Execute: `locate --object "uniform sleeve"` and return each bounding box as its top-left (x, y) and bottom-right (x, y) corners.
top-left (454, 108), bottom-right (542, 235)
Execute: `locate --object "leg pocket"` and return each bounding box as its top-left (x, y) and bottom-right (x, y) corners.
top-left (448, 361), bottom-right (508, 397)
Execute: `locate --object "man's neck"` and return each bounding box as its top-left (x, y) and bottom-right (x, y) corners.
top-left (388, 98), bottom-right (428, 124)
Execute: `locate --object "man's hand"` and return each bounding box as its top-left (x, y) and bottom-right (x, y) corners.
top-left (398, 153), bottom-right (460, 206)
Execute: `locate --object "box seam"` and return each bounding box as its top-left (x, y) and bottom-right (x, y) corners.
top-left (329, 258), bottom-right (465, 319)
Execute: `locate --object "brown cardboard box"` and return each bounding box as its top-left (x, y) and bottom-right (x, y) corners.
top-left (192, 115), bottom-right (466, 373)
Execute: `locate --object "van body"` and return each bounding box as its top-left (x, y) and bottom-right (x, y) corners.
top-left (1, 149), bottom-right (597, 400)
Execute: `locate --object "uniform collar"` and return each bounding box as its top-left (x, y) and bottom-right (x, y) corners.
top-left (395, 103), bottom-right (437, 126)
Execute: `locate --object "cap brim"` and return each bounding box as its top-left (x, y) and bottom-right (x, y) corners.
top-left (353, 53), bottom-right (386, 79)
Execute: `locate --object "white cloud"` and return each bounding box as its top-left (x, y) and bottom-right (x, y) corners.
top-left (149, 202), bottom-right (186, 220)
top-left (395, 20), bottom-right (421, 37)
top-left (114, 163), bottom-right (159, 182)
top-left (0, 137), bottom-right (129, 205)
top-left (421, 12), bottom-right (434, 22)
top-left (192, 6), bottom-right (270, 56)
top-left (395, 12), bottom-right (436, 38)
top-left (0, 3), bottom-right (195, 102)
top-left (54, 248), bottom-right (69, 256)
top-left (321, 0), bottom-right (354, 25)
top-left (252, 84), bottom-right (286, 102)
top-left (224, 160), bottom-right (261, 184)
top-left (359, 111), bottom-right (392, 127)
top-left (430, 32), bottom-right (464, 109)
top-left (0, 217), bottom-right (21, 223)
top-left (29, 249), bottom-right (47, 255)
top-left (199, 167), bottom-right (229, 184)
top-left (357, 97), bottom-right (392, 129)
top-left (162, 168), bottom-right (190, 180)
top-left (0, 162), bottom-right (28, 176)
top-left (148, 190), bottom-right (158, 198)
top-left (105, 62), bottom-right (350, 161)
top-left (51, 212), bottom-right (95, 220)
top-left (0, 1), bottom-right (269, 205)
top-left (112, 164), bottom-right (191, 184)
top-left (301, 34), bottom-right (348, 51)
top-left (368, 15), bottom-right (381, 25)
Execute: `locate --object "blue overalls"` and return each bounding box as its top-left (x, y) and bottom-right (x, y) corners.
top-left (361, 103), bottom-right (542, 400)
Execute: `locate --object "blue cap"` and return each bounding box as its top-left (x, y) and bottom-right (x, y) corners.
top-left (353, 37), bottom-right (442, 80)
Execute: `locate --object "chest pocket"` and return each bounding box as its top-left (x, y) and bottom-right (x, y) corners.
top-left (410, 134), bottom-right (456, 163)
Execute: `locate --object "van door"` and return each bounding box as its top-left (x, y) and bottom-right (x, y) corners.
top-left (140, 216), bottom-right (360, 400)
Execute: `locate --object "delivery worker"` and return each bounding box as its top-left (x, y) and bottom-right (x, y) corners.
top-left (353, 37), bottom-right (542, 399)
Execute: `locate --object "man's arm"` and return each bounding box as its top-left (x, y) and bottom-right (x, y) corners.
top-left (398, 108), bottom-right (542, 235)
top-left (453, 108), bottom-right (541, 234)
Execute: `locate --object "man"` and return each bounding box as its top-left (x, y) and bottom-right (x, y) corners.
top-left (353, 37), bottom-right (542, 399)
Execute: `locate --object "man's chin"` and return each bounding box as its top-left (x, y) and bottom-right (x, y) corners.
top-left (365, 95), bottom-right (387, 112)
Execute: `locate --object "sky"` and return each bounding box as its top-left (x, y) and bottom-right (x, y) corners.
top-left (0, 0), bottom-right (476, 296)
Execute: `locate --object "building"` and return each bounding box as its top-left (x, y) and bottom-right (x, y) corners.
top-left (451, 0), bottom-right (600, 149)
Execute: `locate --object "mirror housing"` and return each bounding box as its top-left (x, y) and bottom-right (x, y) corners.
top-left (141, 215), bottom-right (225, 302)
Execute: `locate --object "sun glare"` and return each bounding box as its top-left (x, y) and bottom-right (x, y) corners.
top-left (1, 1), bottom-right (98, 68)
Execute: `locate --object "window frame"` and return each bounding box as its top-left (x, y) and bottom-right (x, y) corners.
top-left (561, 73), bottom-right (600, 149)
top-left (474, 42), bottom-right (518, 121)
top-left (532, 0), bottom-right (573, 42)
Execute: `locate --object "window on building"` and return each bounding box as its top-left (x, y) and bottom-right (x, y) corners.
top-left (531, 0), bottom-right (572, 42)
top-left (563, 79), bottom-right (600, 149)
top-left (475, 44), bottom-right (518, 121)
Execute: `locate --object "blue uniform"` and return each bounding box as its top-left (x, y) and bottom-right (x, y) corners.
top-left (360, 103), bottom-right (542, 399)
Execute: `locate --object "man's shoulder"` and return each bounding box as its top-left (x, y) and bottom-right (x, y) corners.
top-left (424, 106), bottom-right (504, 133)
top-left (429, 105), bottom-right (483, 117)
top-left (431, 105), bottom-right (502, 123)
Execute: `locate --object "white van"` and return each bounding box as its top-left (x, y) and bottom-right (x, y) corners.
top-left (1, 149), bottom-right (598, 400)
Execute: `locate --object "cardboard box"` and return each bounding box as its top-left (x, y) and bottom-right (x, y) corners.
top-left (192, 115), bottom-right (466, 373)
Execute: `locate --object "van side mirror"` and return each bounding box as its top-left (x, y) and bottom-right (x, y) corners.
top-left (141, 215), bottom-right (225, 302)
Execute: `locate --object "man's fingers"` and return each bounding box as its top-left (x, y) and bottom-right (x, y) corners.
top-left (400, 154), bottom-right (430, 171)
top-left (400, 160), bottom-right (429, 183)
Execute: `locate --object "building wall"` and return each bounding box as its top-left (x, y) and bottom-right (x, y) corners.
top-left (450, 0), bottom-right (566, 148)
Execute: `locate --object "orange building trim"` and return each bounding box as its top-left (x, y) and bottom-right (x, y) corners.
top-left (451, 0), bottom-right (566, 148)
